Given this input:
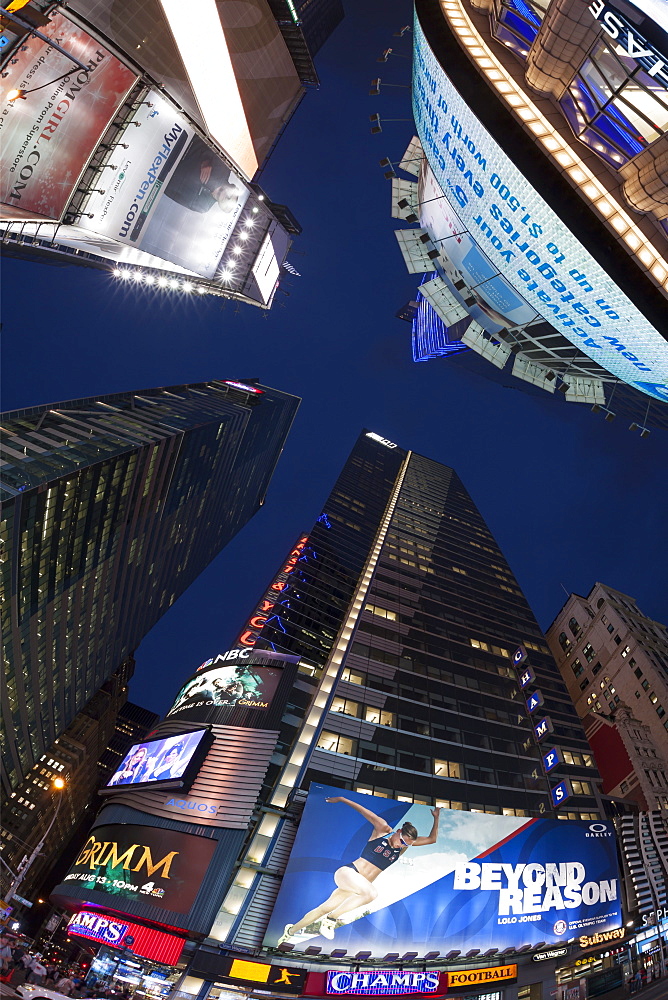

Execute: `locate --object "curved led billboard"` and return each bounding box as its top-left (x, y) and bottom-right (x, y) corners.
top-left (264, 784), bottom-right (622, 955)
top-left (0, 11), bottom-right (137, 221)
top-left (412, 17), bottom-right (668, 403)
top-left (167, 659), bottom-right (282, 724)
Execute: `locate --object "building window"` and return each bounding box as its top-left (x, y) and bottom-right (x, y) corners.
top-left (330, 697), bottom-right (361, 718)
top-left (569, 617), bottom-right (581, 637)
top-left (583, 643), bottom-right (595, 662)
top-left (571, 780), bottom-right (592, 795)
top-left (365, 603), bottom-right (397, 621)
top-left (560, 38), bottom-right (668, 169)
top-left (317, 731), bottom-right (356, 755)
top-left (341, 667), bottom-right (364, 685)
top-left (620, 781), bottom-right (629, 794)
top-left (435, 799), bottom-right (463, 810)
top-left (559, 632), bottom-right (572, 653)
top-left (503, 807), bottom-right (528, 817)
top-left (614, 634), bottom-right (622, 645)
top-left (571, 658), bottom-right (584, 678)
top-left (621, 645), bottom-right (631, 658)
top-left (470, 638), bottom-right (489, 651)
top-left (364, 707), bottom-right (395, 726)
top-left (434, 759), bottom-right (462, 779)
top-left (579, 677), bottom-right (590, 690)
top-left (607, 623), bottom-right (615, 633)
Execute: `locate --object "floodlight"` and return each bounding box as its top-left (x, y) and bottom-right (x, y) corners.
top-left (640, 427), bottom-right (651, 438)
top-left (370, 78), bottom-right (381, 96)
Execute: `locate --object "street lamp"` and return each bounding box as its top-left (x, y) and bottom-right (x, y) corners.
top-left (6, 66), bottom-right (82, 102)
top-left (4, 777), bottom-right (67, 903)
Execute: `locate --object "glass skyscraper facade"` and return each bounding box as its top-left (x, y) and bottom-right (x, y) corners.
top-left (209, 430), bottom-right (603, 952)
top-left (0, 380), bottom-right (299, 793)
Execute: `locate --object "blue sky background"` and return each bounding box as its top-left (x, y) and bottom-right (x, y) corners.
top-left (2, 0), bottom-right (666, 717)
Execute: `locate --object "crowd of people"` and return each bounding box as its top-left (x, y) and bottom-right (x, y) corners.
top-left (0, 934), bottom-right (128, 998)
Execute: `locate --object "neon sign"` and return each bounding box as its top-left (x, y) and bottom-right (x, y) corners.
top-left (235, 535), bottom-right (309, 648)
top-left (327, 971), bottom-right (440, 995)
top-left (366, 432), bottom-right (398, 449)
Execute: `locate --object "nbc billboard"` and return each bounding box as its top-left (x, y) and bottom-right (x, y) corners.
top-left (0, 11), bottom-right (137, 221)
top-left (167, 659), bottom-right (283, 725)
top-left (264, 784), bottom-right (622, 955)
top-left (412, 16), bottom-right (668, 403)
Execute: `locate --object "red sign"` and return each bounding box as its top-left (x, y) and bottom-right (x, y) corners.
top-left (67, 911), bottom-right (185, 964)
top-left (236, 535), bottom-right (308, 648)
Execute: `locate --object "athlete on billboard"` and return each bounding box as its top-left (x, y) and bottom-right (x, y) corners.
top-left (279, 797), bottom-right (440, 942)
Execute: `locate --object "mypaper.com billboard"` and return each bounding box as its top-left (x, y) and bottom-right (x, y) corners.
top-left (412, 17), bottom-right (668, 403)
top-left (0, 11), bottom-right (137, 221)
top-left (75, 91), bottom-right (249, 277)
top-left (264, 785), bottom-right (622, 954)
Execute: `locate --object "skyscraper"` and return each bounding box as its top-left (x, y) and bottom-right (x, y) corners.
top-left (207, 431), bottom-right (606, 951)
top-left (49, 432), bottom-right (622, 999)
top-left (0, 380), bottom-right (299, 792)
top-left (546, 583), bottom-right (668, 753)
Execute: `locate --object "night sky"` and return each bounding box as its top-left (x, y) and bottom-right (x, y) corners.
top-left (3, 1), bottom-right (666, 718)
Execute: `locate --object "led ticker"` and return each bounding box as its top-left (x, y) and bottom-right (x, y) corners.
top-left (223, 380), bottom-right (264, 394)
top-left (236, 535), bottom-right (308, 648)
top-left (534, 717), bottom-right (554, 741)
top-left (526, 690), bottom-right (544, 713)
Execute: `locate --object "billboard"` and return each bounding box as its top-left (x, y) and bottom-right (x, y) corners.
top-left (61, 823), bottom-right (216, 913)
top-left (0, 11), bottom-right (137, 221)
top-left (102, 728), bottom-right (212, 792)
top-left (167, 660), bottom-right (283, 723)
top-left (264, 785), bottom-right (622, 955)
top-left (412, 17), bottom-right (668, 403)
top-left (75, 92), bottom-right (249, 277)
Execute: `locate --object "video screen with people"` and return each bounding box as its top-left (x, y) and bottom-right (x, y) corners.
top-left (104, 729), bottom-right (210, 789)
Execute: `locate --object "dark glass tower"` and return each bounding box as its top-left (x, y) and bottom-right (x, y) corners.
top-left (0, 380), bottom-right (299, 792)
top-left (208, 430), bottom-right (604, 948)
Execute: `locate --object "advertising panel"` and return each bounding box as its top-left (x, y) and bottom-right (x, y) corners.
top-left (103, 728), bottom-right (212, 791)
top-left (76, 91), bottom-right (249, 277)
top-left (66, 912), bottom-right (185, 963)
top-left (0, 11), bottom-right (137, 220)
top-left (61, 823), bottom-right (216, 913)
top-left (167, 660), bottom-right (282, 723)
top-left (264, 784), bottom-right (622, 955)
top-left (412, 18), bottom-right (668, 402)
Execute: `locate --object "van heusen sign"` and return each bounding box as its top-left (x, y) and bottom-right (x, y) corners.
top-left (445, 965), bottom-right (518, 989)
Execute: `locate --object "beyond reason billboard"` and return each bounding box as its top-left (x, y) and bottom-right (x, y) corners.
top-left (264, 785), bottom-right (622, 955)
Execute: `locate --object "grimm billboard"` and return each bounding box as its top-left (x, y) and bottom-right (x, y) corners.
top-left (264, 785), bottom-right (622, 955)
top-left (60, 823), bottom-right (216, 913)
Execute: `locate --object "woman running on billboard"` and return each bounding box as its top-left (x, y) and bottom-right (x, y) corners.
top-left (279, 797), bottom-right (440, 942)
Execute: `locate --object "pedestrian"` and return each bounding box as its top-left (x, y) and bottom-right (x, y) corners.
top-left (0, 935), bottom-right (13, 977)
top-left (57, 974), bottom-right (76, 995)
top-left (27, 957), bottom-right (47, 984)
top-left (46, 962), bottom-right (59, 983)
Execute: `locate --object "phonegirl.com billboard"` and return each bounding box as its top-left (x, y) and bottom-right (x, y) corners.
top-left (264, 784), bottom-right (622, 955)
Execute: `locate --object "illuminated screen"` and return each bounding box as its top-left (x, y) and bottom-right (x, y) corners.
top-left (59, 823), bottom-right (216, 913)
top-left (75, 92), bottom-right (249, 278)
top-left (104, 729), bottom-right (211, 790)
top-left (0, 11), bottom-right (137, 221)
top-left (167, 661), bottom-right (282, 723)
top-left (412, 17), bottom-right (668, 403)
top-left (263, 784), bottom-right (622, 955)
